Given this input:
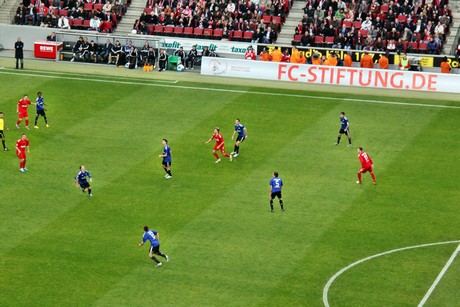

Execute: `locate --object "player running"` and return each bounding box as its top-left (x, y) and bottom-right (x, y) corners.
top-left (16, 94), bottom-right (31, 130)
top-left (15, 133), bottom-right (30, 172)
top-left (0, 112), bottom-right (10, 151)
top-left (357, 147), bottom-right (376, 185)
top-left (231, 118), bottom-right (248, 157)
top-left (335, 112), bottom-right (352, 146)
top-left (138, 225), bottom-right (169, 267)
top-left (34, 92), bottom-right (49, 129)
top-left (74, 165), bottom-right (93, 196)
top-left (269, 171), bottom-right (284, 212)
top-left (159, 138), bottom-right (172, 179)
top-left (205, 128), bottom-right (232, 163)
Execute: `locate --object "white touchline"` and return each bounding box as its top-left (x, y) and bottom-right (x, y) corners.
top-left (323, 240), bottom-right (460, 307)
top-left (418, 243), bottom-right (460, 307)
top-left (0, 70), bottom-right (459, 109)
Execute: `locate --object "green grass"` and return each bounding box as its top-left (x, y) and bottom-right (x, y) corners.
top-left (0, 67), bottom-right (459, 306)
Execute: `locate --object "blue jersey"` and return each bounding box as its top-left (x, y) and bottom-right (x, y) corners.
top-left (270, 177), bottom-right (283, 193)
top-left (163, 145), bottom-right (171, 162)
top-left (36, 97), bottom-right (45, 111)
top-left (74, 171), bottom-right (92, 185)
top-left (142, 229), bottom-right (160, 247)
top-left (235, 123), bottom-right (246, 137)
top-left (340, 116), bottom-right (349, 130)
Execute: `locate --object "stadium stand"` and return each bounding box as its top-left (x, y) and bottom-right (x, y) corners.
top-left (8, 0), bottom-right (131, 32)
top-left (288, 0), bottom-right (454, 54)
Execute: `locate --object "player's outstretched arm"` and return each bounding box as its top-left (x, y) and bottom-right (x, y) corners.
top-left (74, 179), bottom-right (79, 188)
top-left (138, 242), bottom-right (144, 247)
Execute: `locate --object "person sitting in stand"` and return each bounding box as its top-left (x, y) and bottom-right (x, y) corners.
top-left (244, 45), bottom-right (256, 60)
top-left (280, 49), bottom-right (290, 62)
top-left (87, 40), bottom-right (100, 63)
top-left (47, 32), bottom-right (57, 41)
top-left (89, 15), bottom-right (101, 32)
top-left (399, 53), bottom-right (410, 70)
top-left (186, 45), bottom-right (198, 69)
top-left (109, 40), bottom-right (122, 65)
top-left (173, 46), bottom-right (187, 65)
top-left (158, 49), bottom-right (168, 71)
top-left (259, 47), bottom-right (271, 61)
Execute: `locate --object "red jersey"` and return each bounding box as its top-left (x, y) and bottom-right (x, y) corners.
top-left (18, 98), bottom-right (31, 112)
top-left (245, 50), bottom-right (256, 60)
top-left (358, 152), bottom-right (373, 168)
top-left (212, 133), bottom-right (224, 146)
top-left (16, 138), bottom-right (29, 153)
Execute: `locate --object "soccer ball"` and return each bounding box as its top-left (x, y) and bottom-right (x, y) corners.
top-left (131, 29), bottom-right (137, 35)
top-left (177, 64), bottom-right (185, 72)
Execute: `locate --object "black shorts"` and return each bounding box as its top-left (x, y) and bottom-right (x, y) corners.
top-left (36, 110), bottom-right (46, 117)
top-left (0, 130), bottom-right (4, 138)
top-left (162, 161), bottom-right (171, 168)
top-left (149, 245), bottom-right (160, 254)
top-left (339, 128), bottom-right (350, 135)
top-left (80, 182), bottom-right (90, 189)
top-left (271, 191), bottom-right (282, 199)
top-left (236, 135), bottom-right (246, 143)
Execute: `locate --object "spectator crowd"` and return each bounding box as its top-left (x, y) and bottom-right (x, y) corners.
top-left (293, 0), bottom-right (453, 54)
top-left (14, 0), bottom-right (129, 32)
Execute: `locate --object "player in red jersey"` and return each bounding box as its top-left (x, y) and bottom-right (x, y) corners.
top-left (205, 127), bottom-right (232, 163)
top-left (16, 94), bottom-right (31, 130)
top-left (16, 133), bottom-right (30, 172)
top-left (357, 147), bottom-right (376, 184)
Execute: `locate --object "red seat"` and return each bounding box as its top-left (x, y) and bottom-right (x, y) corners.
top-left (343, 20), bottom-right (352, 28)
top-left (232, 30), bottom-right (243, 41)
top-left (213, 28), bottom-right (223, 39)
top-left (353, 21), bottom-right (361, 29)
top-left (243, 31), bottom-right (253, 41)
top-left (325, 36), bottom-right (334, 45)
top-left (193, 27), bottom-right (203, 37)
top-left (380, 4), bottom-right (389, 13)
top-left (174, 26), bottom-right (183, 36)
top-left (418, 42), bottom-right (428, 53)
top-left (163, 26), bottom-right (174, 35)
top-left (262, 15), bottom-right (271, 23)
top-left (83, 3), bottom-right (92, 10)
top-left (153, 25), bottom-right (164, 34)
top-left (408, 41), bottom-right (418, 52)
top-left (101, 21), bottom-right (113, 33)
top-left (83, 19), bottom-right (91, 28)
top-left (203, 28), bottom-right (213, 37)
top-left (292, 34), bottom-right (302, 45)
top-left (59, 9), bottom-right (68, 16)
top-left (272, 16), bottom-right (281, 24)
top-left (314, 35), bottom-right (324, 46)
top-left (359, 29), bottom-right (368, 37)
top-left (144, 8), bottom-right (152, 14)
top-left (148, 24), bottom-right (154, 35)
top-left (397, 15), bottom-right (407, 23)
top-left (72, 19), bottom-right (83, 29)
top-left (183, 27), bottom-right (193, 37)
top-left (93, 4), bottom-right (102, 11)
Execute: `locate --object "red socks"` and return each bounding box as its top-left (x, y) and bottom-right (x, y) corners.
top-left (357, 172), bottom-right (362, 182)
top-left (26, 119), bottom-right (29, 126)
top-left (213, 153), bottom-right (219, 159)
top-left (371, 173), bottom-right (376, 183)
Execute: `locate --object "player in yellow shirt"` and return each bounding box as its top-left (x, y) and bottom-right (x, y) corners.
top-left (0, 112), bottom-right (10, 151)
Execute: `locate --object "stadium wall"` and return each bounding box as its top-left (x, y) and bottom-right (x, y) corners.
top-left (201, 57), bottom-right (460, 94)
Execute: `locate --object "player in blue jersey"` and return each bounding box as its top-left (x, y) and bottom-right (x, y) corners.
top-left (231, 118), bottom-right (248, 157)
top-left (139, 225), bottom-right (169, 267)
top-left (159, 139), bottom-right (172, 179)
top-left (74, 165), bottom-right (93, 196)
top-left (33, 92), bottom-right (49, 129)
top-left (269, 171), bottom-right (284, 212)
top-left (335, 112), bottom-right (352, 146)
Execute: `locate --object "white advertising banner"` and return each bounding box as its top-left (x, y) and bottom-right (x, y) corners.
top-left (159, 37), bottom-right (252, 55)
top-left (201, 57), bottom-right (460, 93)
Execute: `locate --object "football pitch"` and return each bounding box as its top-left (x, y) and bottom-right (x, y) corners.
top-left (0, 60), bottom-right (459, 306)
